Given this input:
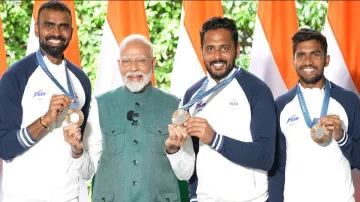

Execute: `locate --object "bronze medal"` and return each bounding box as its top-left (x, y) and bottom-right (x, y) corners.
top-left (65, 108), bottom-right (84, 127)
top-left (172, 109), bottom-right (191, 126)
top-left (310, 123), bottom-right (330, 143)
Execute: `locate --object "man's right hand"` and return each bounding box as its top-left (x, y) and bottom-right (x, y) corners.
top-left (165, 124), bottom-right (188, 154)
top-left (43, 94), bottom-right (73, 125)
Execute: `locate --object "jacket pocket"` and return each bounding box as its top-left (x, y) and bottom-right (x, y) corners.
top-left (102, 126), bottom-right (125, 154)
top-left (148, 125), bottom-right (169, 153)
top-left (156, 192), bottom-right (179, 202)
top-left (93, 191), bottom-right (114, 202)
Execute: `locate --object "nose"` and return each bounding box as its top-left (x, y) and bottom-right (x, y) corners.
top-left (128, 60), bottom-right (140, 71)
top-left (213, 49), bottom-right (221, 60)
top-left (304, 54), bottom-right (314, 66)
top-left (51, 26), bottom-right (61, 37)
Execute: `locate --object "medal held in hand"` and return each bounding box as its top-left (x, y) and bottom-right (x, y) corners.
top-left (297, 79), bottom-right (331, 144)
top-left (172, 67), bottom-right (240, 126)
top-left (65, 108), bottom-right (84, 127)
top-left (172, 109), bottom-right (191, 126)
top-left (36, 49), bottom-right (84, 127)
top-left (310, 123), bottom-right (330, 143)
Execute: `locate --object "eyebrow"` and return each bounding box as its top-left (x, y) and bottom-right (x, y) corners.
top-left (296, 50), bottom-right (321, 54)
top-left (43, 21), bottom-right (70, 27)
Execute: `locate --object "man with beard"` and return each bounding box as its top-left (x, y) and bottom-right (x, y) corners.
top-left (165, 17), bottom-right (276, 202)
top-left (81, 34), bottom-right (181, 202)
top-left (0, 1), bottom-right (91, 202)
top-left (268, 28), bottom-right (360, 202)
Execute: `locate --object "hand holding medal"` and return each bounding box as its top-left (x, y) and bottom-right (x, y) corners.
top-left (42, 94), bottom-right (74, 126)
top-left (318, 115), bottom-right (343, 141)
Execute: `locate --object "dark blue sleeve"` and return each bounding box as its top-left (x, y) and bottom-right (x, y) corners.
top-left (332, 87), bottom-right (360, 168)
top-left (0, 71), bottom-right (35, 160)
top-left (268, 102), bottom-right (286, 202)
top-left (79, 76), bottom-right (91, 137)
top-left (208, 78), bottom-right (276, 171)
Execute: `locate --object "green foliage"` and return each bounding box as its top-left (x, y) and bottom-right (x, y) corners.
top-left (0, 0), bottom-right (32, 66)
top-left (223, 1), bottom-right (257, 70)
top-left (296, 0), bottom-right (328, 31)
top-left (145, 0), bottom-right (182, 90)
top-left (74, 1), bottom-right (106, 89)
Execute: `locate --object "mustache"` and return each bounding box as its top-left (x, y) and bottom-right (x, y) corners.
top-left (210, 60), bottom-right (227, 66)
top-left (45, 36), bottom-right (65, 42)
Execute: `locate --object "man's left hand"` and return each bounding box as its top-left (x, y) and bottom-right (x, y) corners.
top-left (184, 117), bottom-right (214, 144)
top-left (319, 115), bottom-right (343, 141)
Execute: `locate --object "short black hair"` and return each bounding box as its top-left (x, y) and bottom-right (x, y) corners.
top-left (200, 17), bottom-right (238, 47)
top-left (292, 28), bottom-right (328, 56)
top-left (37, 0), bottom-right (72, 24)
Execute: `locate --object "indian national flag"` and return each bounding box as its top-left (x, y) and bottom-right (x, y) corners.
top-left (322, 1), bottom-right (360, 201)
top-left (26, 1), bottom-right (88, 202)
top-left (249, 1), bottom-right (298, 98)
top-left (93, 0), bottom-right (154, 96)
top-left (170, 1), bottom-right (223, 100)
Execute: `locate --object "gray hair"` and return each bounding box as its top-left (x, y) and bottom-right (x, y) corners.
top-left (119, 34), bottom-right (153, 59)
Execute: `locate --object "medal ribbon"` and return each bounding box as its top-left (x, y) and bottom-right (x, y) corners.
top-left (182, 66), bottom-right (240, 111)
top-left (36, 49), bottom-right (78, 108)
top-left (297, 79), bottom-right (331, 128)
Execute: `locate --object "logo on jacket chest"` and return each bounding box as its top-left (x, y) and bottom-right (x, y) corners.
top-left (33, 89), bottom-right (47, 99)
top-left (228, 98), bottom-right (239, 109)
top-left (286, 115), bottom-right (300, 125)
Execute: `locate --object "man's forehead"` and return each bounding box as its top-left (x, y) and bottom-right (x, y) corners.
top-left (121, 43), bottom-right (150, 55)
top-left (39, 9), bottom-right (71, 22)
top-left (296, 41), bottom-right (323, 51)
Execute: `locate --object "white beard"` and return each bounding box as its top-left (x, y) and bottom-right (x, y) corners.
top-left (121, 70), bottom-right (152, 92)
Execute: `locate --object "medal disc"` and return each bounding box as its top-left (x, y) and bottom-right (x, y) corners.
top-left (310, 123), bottom-right (329, 143)
top-left (65, 108), bottom-right (84, 127)
top-left (172, 109), bottom-right (191, 126)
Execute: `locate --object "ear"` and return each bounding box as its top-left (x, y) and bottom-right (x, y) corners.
top-left (35, 22), bottom-right (39, 37)
top-left (292, 56), bottom-right (296, 69)
top-left (151, 56), bottom-right (157, 72)
top-left (117, 59), bottom-right (121, 69)
top-left (69, 27), bottom-right (73, 41)
top-left (324, 55), bottom-right (330, 67)
top-left (236, 44), bottom-right (241, 58)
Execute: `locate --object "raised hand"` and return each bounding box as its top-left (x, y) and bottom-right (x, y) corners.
top-left (43, 94), bottom-right (73, 125)
top-left (63, 124), bottom-right (83, 158)
top-left (184, 117), bottom-right (214, 144)
top-left (165, 125), bottom-right (188, 154)
top-left (319, 115), bottom-right (343, 141)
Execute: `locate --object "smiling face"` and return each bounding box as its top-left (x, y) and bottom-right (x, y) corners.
top-left (201, 28), bottom-right (240, 83)
top-left (293, 39), bottom-right (330, 88)
top-left (35, 9), bottom-right (72, 59)
top-left (118, 41), bottom-right (156, 92)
